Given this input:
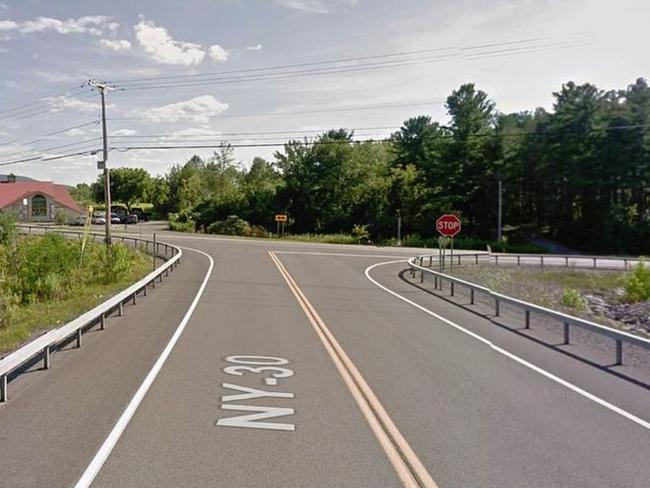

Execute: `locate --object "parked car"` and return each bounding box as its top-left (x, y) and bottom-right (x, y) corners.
top-left (131, 207), bottom-right (151, 222)
top-left (110, 213), bottom-right (122, 224)
top-left (125, 214), bottom-right (139, 224)
top-left (92, 212), bottom-right (106, 225)
top-left (72, 215), bottom-right (86, 226)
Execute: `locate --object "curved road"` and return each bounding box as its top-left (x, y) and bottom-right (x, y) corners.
top-left (0, 232), bottom-right (649, 487)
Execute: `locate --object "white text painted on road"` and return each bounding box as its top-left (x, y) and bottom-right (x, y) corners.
top-left (216, 355), bottom-right (296, 432)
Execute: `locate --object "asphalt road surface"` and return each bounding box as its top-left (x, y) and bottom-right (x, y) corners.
top-left (1, 232), bottom-right (649, 487)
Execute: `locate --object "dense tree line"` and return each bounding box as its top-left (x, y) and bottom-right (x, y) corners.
top-left (81, 78), bottom-right (650, 254)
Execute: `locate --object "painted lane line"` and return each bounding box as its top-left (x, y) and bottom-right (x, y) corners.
top-left (365, 260), bottom-right (650, 431)
top-left (269, 251), bottom-right (438, 488)
top-left (74, 246), bottom-right (215, 488)
top-left (274, 251), bottom-right (417, 259)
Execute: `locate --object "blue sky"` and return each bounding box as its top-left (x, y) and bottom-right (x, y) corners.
top-left (0, 0), bottom-right (647, 185)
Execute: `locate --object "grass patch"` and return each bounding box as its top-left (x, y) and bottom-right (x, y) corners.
top-left (0, 238), bottom-right (151, 354)
top-left (281, 233), bottom-right (358, 245)
top-left (531, 270), bottom-right (627, 291)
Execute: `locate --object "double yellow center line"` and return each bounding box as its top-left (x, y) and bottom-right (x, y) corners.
top-left (269, 251), bottom-right (439, 488)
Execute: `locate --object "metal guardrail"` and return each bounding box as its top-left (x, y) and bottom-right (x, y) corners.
top-left (487, 253), bottom-right (641, 271)
top-left (0, 226), bottom-right (182, 403)
top-left (408, 256), bottom-right (650, 366)
top-left (427, 251), bottom-right (640, 271)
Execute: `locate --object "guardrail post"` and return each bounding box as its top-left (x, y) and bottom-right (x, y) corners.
top-left (624, 259), bottom-right (629, 271)
top-left (563, 322), bottom-right (570, 345)
top-left (517, 255), bottom-right (521, 266)
top-left (495, 255), bottom-right (499, 266)
top-left (615, 340), bottom-right (623, 366)
top-left (118, 301), bottom-right (123, 316)
top-left (450, 282), bottom-right (454, 297)
top-left (593, 258), bottom-right (597, 269)
top-left (470, 289), bottom-right (475, 305)
top-left (495, 298), bottom-right (500, 317)
top-left (100, 313), bottom-right (105, 330)
top-left (429, 255), bottom-right (433, 267)
top-left (152, 278), bottom-right (156, 289)
top-left (132, 293), bottom-right (137, 305)
top-left (565, 256), bottom-right (569, 268)
top-left (457, 255), bottom-right (461, 265)
top-left (434, 275), bottom-right (438, 289)
top-left (43, 346), bottom-right (50, 369)
top-left (1, 374), bottom-right (6, 403)
top-left (76, 329), bottom-right (82, 348)
top-left (143, 284), bottom-right (148, 297)
top-left (525, 310), bottom-right (530, 329)
top-left (475, 254), bottom-right (479, 265)
top-left (420, 269), bottom-right (424, 283)
top-left (541, 256), bottom-right (544, 268)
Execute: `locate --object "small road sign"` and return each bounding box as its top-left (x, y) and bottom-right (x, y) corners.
top-left (275, 214), bottom-right (288, 222)
top-left (436, 214), bottom-right (461, 237)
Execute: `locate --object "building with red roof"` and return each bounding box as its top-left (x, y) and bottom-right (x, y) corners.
top-left (0, 179), bottom-right (84, 222)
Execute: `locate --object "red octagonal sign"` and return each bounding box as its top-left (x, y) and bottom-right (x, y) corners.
top-left (436, 214), bottom-right (462, 237)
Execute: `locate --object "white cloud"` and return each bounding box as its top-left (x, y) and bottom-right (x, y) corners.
top-left (47, 95), bottom-right (108, 113)
top-left (64, 128), bottom-right (86, 137)
top-left (0, 47), bottom-right (7, 53)
top-left (274, 0), bottom-right (358, 14)
top-left (0, 3), bottom-right (7, 9)
top-left (20, 16), bottom-right (115, 36)
top-left (110, 128), bottom-right (137, 136)
top-left (147, 95), bottom-right (229, 123)
top-left (135, 19), bottom-right (205, 66)
top-left (32, 70), bottom-right (79, 83)
top-left (172, 128), bottom-right (220, 137)
top-left (246, 44), bottom-right (263, 51)
top-left (100, 38), bottom-right (132, 51)
top-left (0, 20), bottom-right (17, 30)
top-left (0, 15), bottom-right (117, 36)
top-left (208, 44), bottom-right (229, 62)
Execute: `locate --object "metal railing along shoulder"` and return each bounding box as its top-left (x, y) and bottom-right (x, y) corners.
top-left (0, 226), bottom-right (182, 403)
top-left (408, 256), bottom-right (650, 366)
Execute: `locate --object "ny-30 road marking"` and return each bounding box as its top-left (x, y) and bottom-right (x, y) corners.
top-left (216, 355), bottom-right (296, 432)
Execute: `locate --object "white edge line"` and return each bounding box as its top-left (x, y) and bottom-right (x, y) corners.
top-left (74, 246), bottom-right (215, 488)
top-left (365, 259), bottom-right (650, 431)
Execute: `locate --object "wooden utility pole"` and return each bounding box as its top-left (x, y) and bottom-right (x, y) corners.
top-left (89, 80), bottom-right (113, 246)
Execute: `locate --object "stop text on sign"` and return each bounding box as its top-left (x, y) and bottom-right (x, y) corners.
top-left (436, 214), bottom-right (462, 237)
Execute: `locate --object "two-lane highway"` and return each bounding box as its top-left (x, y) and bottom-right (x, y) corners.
top-left (1, 233), bottom-right (649, 487)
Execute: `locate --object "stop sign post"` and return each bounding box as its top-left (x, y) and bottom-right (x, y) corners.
top-left (436, 214), bottom-right (462, 270)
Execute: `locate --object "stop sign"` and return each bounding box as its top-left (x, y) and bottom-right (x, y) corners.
top-left (436, 214), bottom-right (462, 237)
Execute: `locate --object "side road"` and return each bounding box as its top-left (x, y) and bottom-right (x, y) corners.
top-left (0, 248), bottom-right (210, 488)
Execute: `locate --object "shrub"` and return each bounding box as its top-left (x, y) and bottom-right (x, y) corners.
top-left (249, 225), bottom-right (269, 238)
top-left (168, 213), bottom-right (196, 233)
top-left (561, 288), bottom-right (587, 311)
top-left (169, 220), bottom-right (195, 233)
top-left (352, 224), bottom-right (370, 244)
top-left (55, 209), bottom-right (67, 225)
top-left (0, 212), bottom-right (16, 245)
top-left (8, 234), bottom-right (80, 302)
top-left (207, 216), bottom-right (252, 236)
top-left (624, 260), bottom-right (650, 303)
top-left (101, 244), bottom-right (133, 283)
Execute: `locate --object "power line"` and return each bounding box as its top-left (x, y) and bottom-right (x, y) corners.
top-left (108, 126), bottom-right (400, 139)
top-left (108, 37), bottom-right (548, 86)
top-left (0, 148), bottom-right (100, 168)
top-left (0, 137), bottom-right (102, 160)
top-left (0, 85), bottom-right (87, 116)
top-left (0, 90), bottom-right (96, 122)
top-left (109, 100), bottom-right (445, 123)
top-left (111, 38), bottom-right (588, 92)
top-left (0, 120), bottom-right (100, 159)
